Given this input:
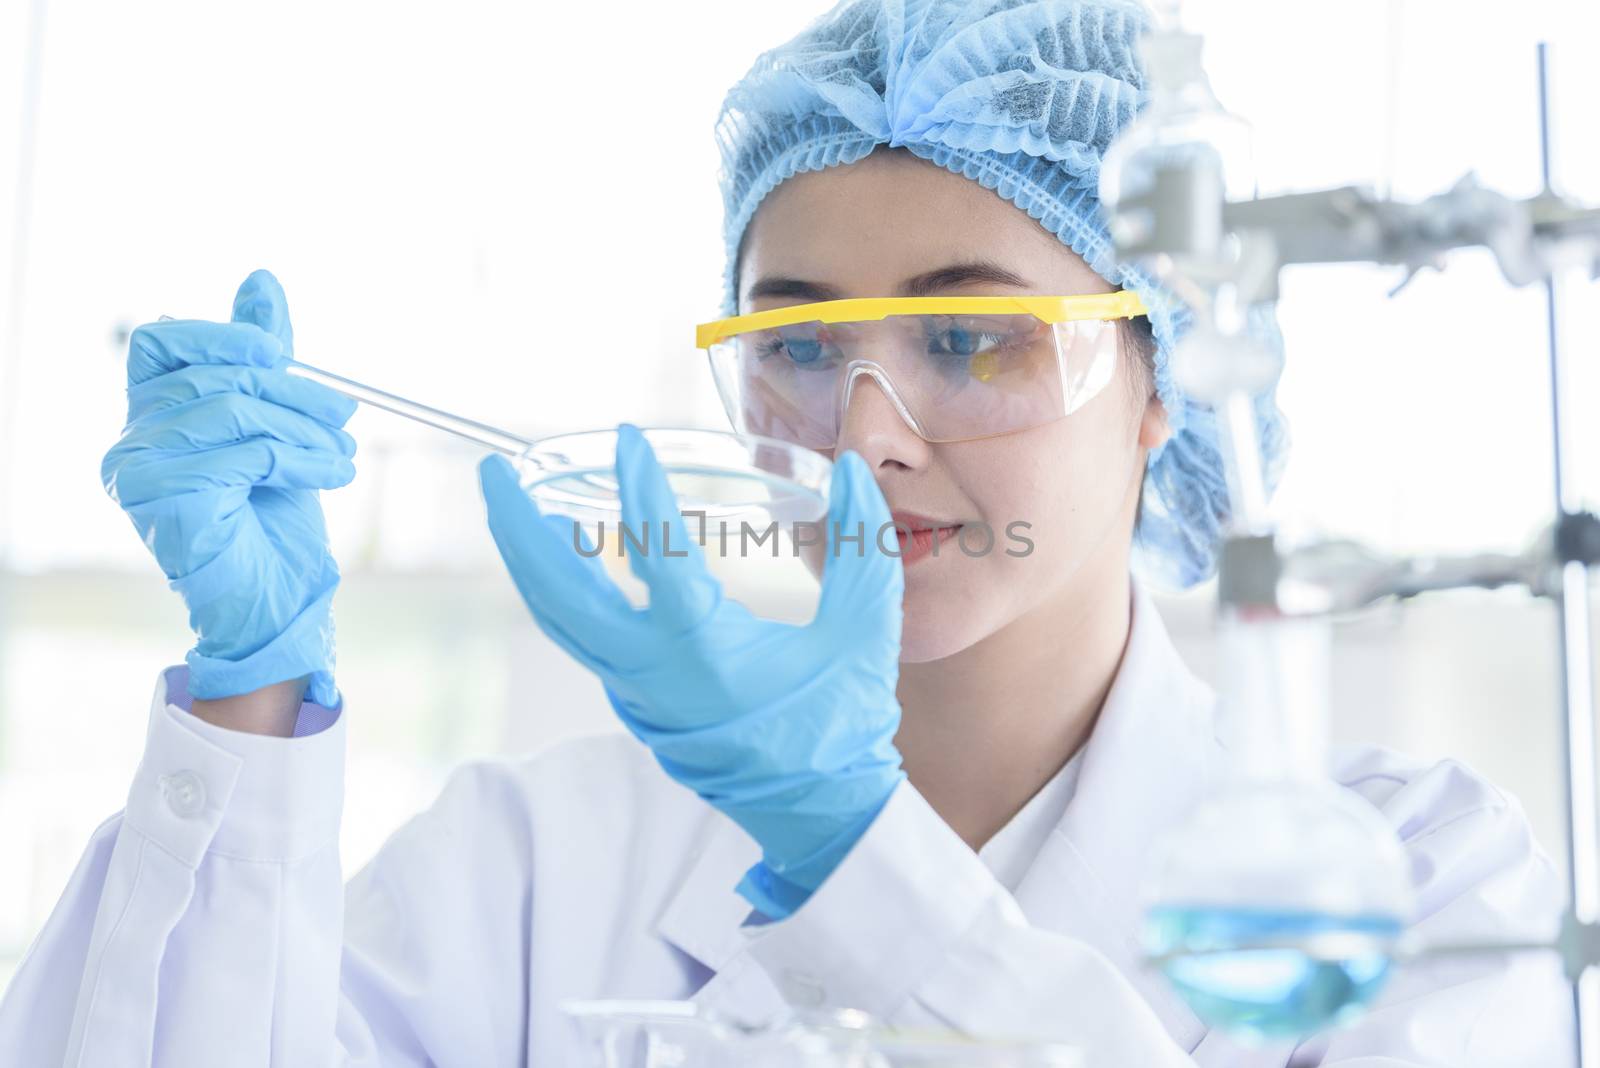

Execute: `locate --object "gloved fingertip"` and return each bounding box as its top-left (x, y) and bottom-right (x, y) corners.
top-left (479, 454), bottom-right (541, 520)
top-left (832, 448), bottom-right (865, 486)
top-left (814, 449), bottom-right (902, 622)
top-left (614, 422), bottom-right (651, 473)
top-left (830, 450), bottom-right (878, 522)
top-left (232, 269), bottom-right (293, 357)
top-left (478, 452), bottom-right (518, 493)
top-left (480, 452), bottom-right (511, 473)
top-left (240, 267), bottom-right (281, 292)
top-left (614, 426), bottom-right (673, 519)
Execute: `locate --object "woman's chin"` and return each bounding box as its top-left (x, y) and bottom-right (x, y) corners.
top-left (897, 583), bottom-right (995, 663)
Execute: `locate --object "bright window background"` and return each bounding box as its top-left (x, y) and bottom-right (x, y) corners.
top-left (1, 0), bottom-right (1597, 984)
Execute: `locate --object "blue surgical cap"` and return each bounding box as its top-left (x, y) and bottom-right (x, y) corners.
top-left (714, 0), bottom-right (1290, 590)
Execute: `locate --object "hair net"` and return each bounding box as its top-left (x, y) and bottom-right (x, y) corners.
top-left (714, 0), bottom-right (1290, 590)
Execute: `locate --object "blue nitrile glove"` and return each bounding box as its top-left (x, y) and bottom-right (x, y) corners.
top-left (101, 270), bottom-right (357, 707)
top-left (479, 424), bottom-right (907, 920)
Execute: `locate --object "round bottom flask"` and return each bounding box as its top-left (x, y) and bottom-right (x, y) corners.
top-left (1143, 779), bottom-right (1414, 1041)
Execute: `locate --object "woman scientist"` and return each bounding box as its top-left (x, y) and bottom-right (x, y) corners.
top-left (0, 0), bottom-right (1573, 1064)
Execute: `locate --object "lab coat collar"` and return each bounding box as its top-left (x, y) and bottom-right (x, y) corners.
top-left (654, 807), bottom-right (783, 1024)
top-left (1010, 578), bottom-right (1221, 1045)
top-left (1028, 577), bottom-right (1221, 919)
top-left (656, 808), bottom-right (761, 974)
top-left (655, 578), bottom-right (1220, 1040)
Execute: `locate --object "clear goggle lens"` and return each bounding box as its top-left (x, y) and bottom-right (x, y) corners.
top-left (706, 313), bottom-right (1122, 448)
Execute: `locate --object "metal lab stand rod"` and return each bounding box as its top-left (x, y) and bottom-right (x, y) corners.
top-left (1536, 43), bottom-right (1600, 1066)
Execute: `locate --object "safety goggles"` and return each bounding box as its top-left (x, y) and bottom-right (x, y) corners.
top-left (695, 293), bottom-right (1148, 448)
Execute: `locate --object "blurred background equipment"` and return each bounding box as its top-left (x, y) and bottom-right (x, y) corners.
top-left (1099, 4), bottom-right (1598, 1055)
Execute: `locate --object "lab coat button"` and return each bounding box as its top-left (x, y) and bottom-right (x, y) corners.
top-left (160, 770), bottom-right (207, 818)
top-left (780, 968), bottom-right (826, 1007)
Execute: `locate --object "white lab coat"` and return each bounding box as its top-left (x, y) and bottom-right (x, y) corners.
top-left (0, 582), bottom-right (1574, 1066)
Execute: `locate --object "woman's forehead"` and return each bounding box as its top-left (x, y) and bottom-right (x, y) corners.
top-left (741, 154), bottom-right (1107, 301)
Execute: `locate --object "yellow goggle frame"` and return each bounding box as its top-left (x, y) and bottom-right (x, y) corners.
top-left (694, 291), bottom-right (1148, 350)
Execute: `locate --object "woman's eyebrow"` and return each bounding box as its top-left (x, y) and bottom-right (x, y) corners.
top-left (745, 260), bottom-right (1033, 304)
top-left (899, 260), bottom-right (1033, 296)
top-left (744, 277), bottom-right (846, 303)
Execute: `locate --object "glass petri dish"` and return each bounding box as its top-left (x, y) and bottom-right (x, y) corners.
top-left (514, 427), bottom-right (831, 529)
top-left (515, 428), bottom-right (835, 624)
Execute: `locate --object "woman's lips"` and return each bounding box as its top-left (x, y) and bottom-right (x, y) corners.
top-left (890, 512), bottom-right (963, 566)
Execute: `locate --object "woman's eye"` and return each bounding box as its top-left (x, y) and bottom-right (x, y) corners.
top-left (928, 327), bottom-right (998, 358)
top-left (755, 333), bottom-right (830, 367)
top-left (784, 337), bottom-right (824, 364)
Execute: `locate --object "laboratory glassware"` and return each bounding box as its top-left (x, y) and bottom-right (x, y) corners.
top-left (1139, 612), bottom-right (1414, 1042)
top-left (559, 1000), bottom-right (875, 1067)
top-left (282, 361), bottom-right (832, 529)
top-left (560, 1000), bottom-right (1084, 1067)
top-left (1096, 26), bottom-right (1255, 284)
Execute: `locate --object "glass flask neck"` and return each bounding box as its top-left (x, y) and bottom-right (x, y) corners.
top-left (1215, 612), bottom-right (1333, 784)
top-left (1141, 30), bottom-right (1218, 105)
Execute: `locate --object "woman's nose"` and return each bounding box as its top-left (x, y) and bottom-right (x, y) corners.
top-left (834, 368), bottom-right (931, 472)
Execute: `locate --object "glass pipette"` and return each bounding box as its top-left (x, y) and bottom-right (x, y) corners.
top-left (283, 360), bottom-right (536, 458)
top-left (149, 315), bottom-right (536, 459)
top-left (282, 363), bottom-right (833, 523)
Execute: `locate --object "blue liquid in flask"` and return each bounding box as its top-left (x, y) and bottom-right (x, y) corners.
top-left (1146, 906), bottom-right (1404, 1041)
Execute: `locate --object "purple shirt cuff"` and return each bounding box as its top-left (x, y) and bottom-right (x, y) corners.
top-left (163, 664), bottom-right (341, 737)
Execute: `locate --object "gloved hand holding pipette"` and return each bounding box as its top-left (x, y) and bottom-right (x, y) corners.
top-left (479, 426), bottom-right (908, 920)
top-left (100, 269), bottom-right (358, 707)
